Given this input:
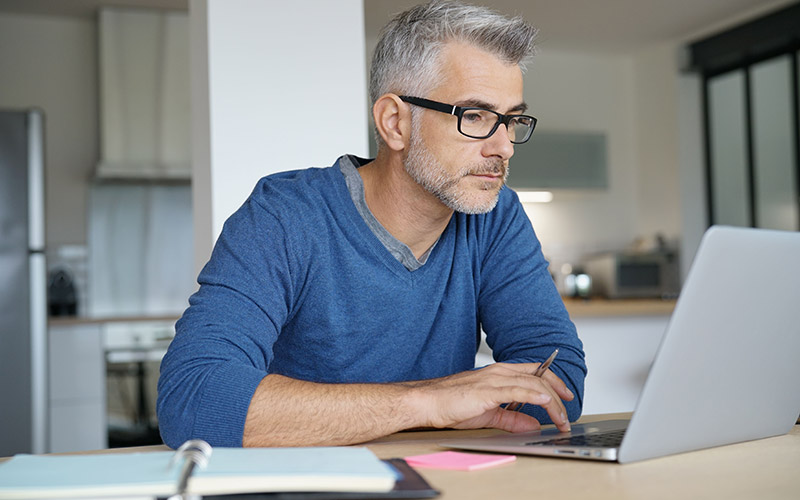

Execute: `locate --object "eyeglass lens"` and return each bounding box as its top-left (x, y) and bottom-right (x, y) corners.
top-left (460, 109), bottom-right (534, 143)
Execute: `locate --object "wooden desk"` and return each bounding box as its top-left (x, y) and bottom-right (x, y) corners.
top-left (364, 413), bottom-right (800, 500)
top-left (4, 414), bottom-right (798, 499)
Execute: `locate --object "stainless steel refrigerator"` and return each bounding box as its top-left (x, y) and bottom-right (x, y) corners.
top-left (0, 109), bottom-right (48, 455)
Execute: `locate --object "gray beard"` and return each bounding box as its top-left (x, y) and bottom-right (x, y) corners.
top-left (403, 133), bottom-right (508, 214)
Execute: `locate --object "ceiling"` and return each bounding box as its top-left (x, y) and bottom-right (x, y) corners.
top-left (365, 0), bottom-right (798, 53)
top-left (0, 0), bottom-right (796, 53)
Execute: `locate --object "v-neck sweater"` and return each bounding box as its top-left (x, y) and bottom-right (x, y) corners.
top-left (157, 155), bottom-right (586, 448)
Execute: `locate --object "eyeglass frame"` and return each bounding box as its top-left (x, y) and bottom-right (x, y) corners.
top-left (398, 95), bottom-right (537, 144)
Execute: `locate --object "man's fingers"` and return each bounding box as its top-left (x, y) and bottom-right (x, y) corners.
top-left (513, 382), bottom-right (570, 431)
top-left (501, 377), bottom-right (570, 432)
top-left (510, 373), bottom-right (571, 432)
top-left (541, 395), bottom-right (571, 432)
top-left (542, 370), bottom-right (575, 401)
top-left (502, 361), bottom-right (575, 403)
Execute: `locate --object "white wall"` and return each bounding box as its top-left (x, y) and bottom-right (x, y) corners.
top-left (0, 12), bottom-right (98, 248)
top-left (190, 0), bottom-right (370, 273)
top-left (632, 42), bottom-right (682, 242)
top-left (519, 42), bottom-right (692, 271)
top-left (520, 50), bottom-right (640, 267)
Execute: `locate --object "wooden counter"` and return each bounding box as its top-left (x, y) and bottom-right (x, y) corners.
top-left (47, 301), bottom-right (672, 325)
top-left (563, 297), bottom-right (675, 317)
top-left (48, 315), bottom-right (180, 327)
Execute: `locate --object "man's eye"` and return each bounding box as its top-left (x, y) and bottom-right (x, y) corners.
top-left (462, 112), bottom-right (484, 122)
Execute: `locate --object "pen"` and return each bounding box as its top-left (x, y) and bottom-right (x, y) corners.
top-left (506, 348), bottom-right (559, 412)
top-left (533, 348), bottom-right (559, 377)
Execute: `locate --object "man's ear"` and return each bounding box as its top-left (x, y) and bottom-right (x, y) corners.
top-left (372, 94), bottom-right (411, 152)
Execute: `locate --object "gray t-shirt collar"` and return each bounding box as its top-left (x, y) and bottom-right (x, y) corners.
top-left (339, 155), bottom-right (437, 271)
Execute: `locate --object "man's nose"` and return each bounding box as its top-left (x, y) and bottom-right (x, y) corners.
top-left (482, 124), bottom-right (515, 161)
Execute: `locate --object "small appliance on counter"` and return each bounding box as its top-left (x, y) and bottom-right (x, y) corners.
top-left (562, 266), bottom-right (593, 299)
top-left (583, 235), bottom-right (680, 300)
top-left (48, 268), bottom-right (77, 316)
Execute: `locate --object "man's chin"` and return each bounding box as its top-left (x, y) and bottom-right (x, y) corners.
top-left (443, 189), bottom-right (501, 214)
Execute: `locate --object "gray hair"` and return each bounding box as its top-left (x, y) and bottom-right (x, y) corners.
top-left (369, 0), bottom-right (537, 108)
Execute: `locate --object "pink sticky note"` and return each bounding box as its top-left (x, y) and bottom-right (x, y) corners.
top-left (404, 451), bottom-right (516, 471)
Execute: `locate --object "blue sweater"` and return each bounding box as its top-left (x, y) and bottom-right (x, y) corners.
top-left (157, 156), bottom-right (586, 448)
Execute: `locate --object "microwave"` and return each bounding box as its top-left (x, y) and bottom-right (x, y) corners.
top-left (583, 251), bottom-right (679, 299)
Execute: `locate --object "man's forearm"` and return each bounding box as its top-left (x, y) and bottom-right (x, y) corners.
top-left (242, 363), bottom-right (574, 447)
top-left (242, 374), bottom-right (422, 447)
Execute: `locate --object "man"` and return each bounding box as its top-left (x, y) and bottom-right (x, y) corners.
top-left (157, 0), bottom-right (586, 449)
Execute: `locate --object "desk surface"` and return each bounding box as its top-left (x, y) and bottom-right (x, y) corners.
top-left (363, 414), bottom-right (800, 500)
top-left (4, 414), bottom-right (798, 499)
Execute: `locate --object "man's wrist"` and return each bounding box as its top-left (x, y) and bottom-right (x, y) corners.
top-left (395, 379), bottom-right (436, 429)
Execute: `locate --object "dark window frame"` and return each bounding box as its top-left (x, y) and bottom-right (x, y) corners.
top-left (686, 2), bottom-right (800, 230)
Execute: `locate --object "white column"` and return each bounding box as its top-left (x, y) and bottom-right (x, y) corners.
top-left (677, 72), bottom-right (706, 282)
top-left (190, 0), bottom-right (369, 275)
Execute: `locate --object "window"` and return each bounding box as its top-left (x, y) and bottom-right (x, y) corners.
top-left (687, 3), bottom-right (800, 231)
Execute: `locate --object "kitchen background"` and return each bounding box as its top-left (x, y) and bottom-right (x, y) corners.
top-left (0, 0), bottom-right (797, 454)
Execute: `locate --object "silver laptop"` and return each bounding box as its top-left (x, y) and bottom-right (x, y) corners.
top-left (443, 226), bottom-right (800, 463)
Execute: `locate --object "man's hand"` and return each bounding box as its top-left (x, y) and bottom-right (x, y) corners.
top-left (406, 362), bottom-right (575, 433)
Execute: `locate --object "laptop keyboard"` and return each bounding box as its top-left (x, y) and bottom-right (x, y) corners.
top-left (526, 428), bottom-right (627, 448)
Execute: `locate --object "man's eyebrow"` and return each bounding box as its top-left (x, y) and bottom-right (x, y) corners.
top-left (508, 102), bottom-right (529, 114)
top-left (456, 98), bottom-right (528, 114)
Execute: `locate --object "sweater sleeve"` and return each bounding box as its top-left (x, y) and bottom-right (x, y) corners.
top-left (156, 194), bottom-right (298, 448)
top-left (477, 189), bottom-right (587, 423)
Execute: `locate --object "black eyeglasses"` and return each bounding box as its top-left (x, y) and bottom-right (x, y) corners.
top-left (399, 96), bottom-right (537, 144)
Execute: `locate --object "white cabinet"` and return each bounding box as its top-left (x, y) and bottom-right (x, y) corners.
top-left (575, 315), bottom-right (669, 415)
top-left (97, 8), bottom-right (190, 180)
top-left (48, 319), bottom-right (176, 452)
top-left (48, 323), bottom-right (107, 452)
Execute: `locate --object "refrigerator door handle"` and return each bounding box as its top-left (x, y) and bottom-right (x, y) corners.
top-left (27, 110), bottom-right (45, 251)
top-left (28, 110), bottom-right (48, 454)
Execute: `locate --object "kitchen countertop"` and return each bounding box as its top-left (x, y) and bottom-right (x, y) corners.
top-left (48, 315), bottom-right (180, 327)
top-left (563, 297), bottom-right (676, 317)
top-left (48, 300), bottom-right (675, 327)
